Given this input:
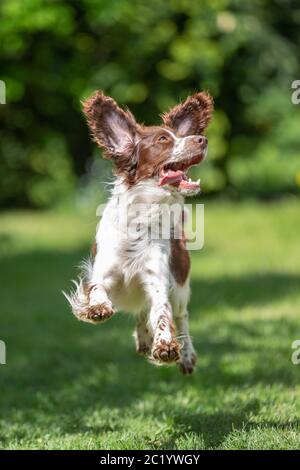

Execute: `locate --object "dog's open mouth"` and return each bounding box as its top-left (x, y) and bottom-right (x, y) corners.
top-left (159, 154), bottom-right (203, 195)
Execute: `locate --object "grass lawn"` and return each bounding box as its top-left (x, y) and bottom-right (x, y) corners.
top-left (0, 198), bottom-right (300, 450)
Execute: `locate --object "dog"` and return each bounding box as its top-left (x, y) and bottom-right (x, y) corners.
top-left (65, 90), bottom-right (213, 374)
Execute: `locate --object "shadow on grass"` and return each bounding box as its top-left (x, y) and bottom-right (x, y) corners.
top-left (190, 273), bottom-right (300, 312)
top-left (153, 400), bottom-right (262, 449)
top-left (149, 405), bottom-right (300, 449)
top-left (0, 247), bottom-right (299, 448)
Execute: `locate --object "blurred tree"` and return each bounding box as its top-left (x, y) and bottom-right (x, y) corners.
top-left (0, 0), bottom-right (299, 207)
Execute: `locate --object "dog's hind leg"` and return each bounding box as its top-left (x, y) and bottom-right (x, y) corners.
top-left (175, 308), bottom-right (197, 375)
top-left (170, 278), bottom-right (197, 374)
top-left (172, 282), bottom-right (197, 374)
top-left (133, 310), bottom-right (153, 355)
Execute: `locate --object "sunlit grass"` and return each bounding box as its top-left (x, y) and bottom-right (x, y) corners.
top-left (0, 198), bottom-right (300, 449)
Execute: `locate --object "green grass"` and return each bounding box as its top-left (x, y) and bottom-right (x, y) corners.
top-left (0, 199), bottom-right (300, 450)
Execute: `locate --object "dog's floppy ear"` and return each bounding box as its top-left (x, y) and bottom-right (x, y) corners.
top-left (82, 91), bottom-right (138, 159)
top-left (162, 92), bottom-right (214, 136)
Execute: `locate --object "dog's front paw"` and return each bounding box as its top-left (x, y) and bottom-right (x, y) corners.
top-left (178, 351), bottom-right (197, 375)
top-left (86, 301), bottom-right (115, 324)
top-left (151, 339), bottom-right (180, 364)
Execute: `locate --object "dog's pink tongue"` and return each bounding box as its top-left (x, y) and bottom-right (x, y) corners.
top-left (159, 169), bottom-right (184, 186)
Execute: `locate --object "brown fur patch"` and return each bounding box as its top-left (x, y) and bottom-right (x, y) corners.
top-left (123, 126), bottom-right (175, 185)
top-left (162, 92), bottom-right (214, 136)
top-left (170, 237), bottom-right (190, 285)
top-left (82, 91), bottom-right (137, 160)
top-left (91, 240), bottom-right (97, 258)
top-left (82, 90), bottom-right (213, 188)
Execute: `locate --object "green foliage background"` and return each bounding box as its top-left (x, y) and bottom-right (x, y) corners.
top-left (1, 0), bottom-right (300, 208)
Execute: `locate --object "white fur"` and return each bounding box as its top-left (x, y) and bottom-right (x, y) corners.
top-left (65, 177), bottom-right (196, 371)
top-left (90, 179), bottom-right (186, 313)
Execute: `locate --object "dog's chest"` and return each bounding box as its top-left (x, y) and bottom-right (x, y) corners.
top-left (95, 180), bottom-right (184, 312)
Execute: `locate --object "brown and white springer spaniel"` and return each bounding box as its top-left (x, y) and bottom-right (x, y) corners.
top-left (65, 91), bottom-right (213, 374)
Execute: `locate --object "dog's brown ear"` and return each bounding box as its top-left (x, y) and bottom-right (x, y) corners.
top-left (82, 91), bottom-right (138, 159)
top-left (162, 92), bottom-right (214, 136)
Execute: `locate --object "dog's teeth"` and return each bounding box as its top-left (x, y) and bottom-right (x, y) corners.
top-left (196, 179), bottom-right (200, 184)
top-left (189, 178), bottom-right (192, 183)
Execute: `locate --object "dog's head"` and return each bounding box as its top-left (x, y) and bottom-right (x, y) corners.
top-left (83, 91), bottom-right (213, 196)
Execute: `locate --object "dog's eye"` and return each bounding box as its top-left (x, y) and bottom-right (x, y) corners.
top-left (158, 135), bottom-right (168, 143)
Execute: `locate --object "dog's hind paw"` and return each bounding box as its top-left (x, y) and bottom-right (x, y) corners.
top-left (136, 342), bottom-right (151, 355)
top-left (178, 352), bottom-right (197, 375)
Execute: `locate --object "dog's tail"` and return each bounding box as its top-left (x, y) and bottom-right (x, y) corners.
top-left (62, 258), bottom-right (93, 322)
